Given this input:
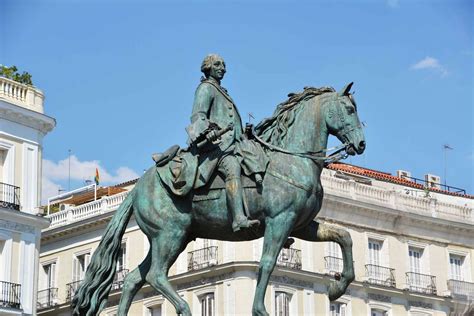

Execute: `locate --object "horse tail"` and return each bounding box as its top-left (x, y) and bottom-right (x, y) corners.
top-left (71, 189), bottom-right (135, 316)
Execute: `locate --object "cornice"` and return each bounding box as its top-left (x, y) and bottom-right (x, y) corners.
top-left (320, 196), bottom-right (474, 247)
top-left (323, 192), bottom-right (474, 233)
top-left (0, 100), bottom-right (56, 134)
top-left (0, 208), bottom-right (50, 232)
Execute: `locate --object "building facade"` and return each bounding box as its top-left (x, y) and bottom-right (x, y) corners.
top-left (0, 75), bottom-right (55, 315)
top-left (38, 164), bottom-right (473, 316)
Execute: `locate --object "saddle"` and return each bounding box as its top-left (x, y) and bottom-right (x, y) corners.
top-left (154, 145), bottom-right (259, 198)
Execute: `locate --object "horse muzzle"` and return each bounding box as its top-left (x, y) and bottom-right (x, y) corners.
top-left (346, 141), bottom-right (365, 156)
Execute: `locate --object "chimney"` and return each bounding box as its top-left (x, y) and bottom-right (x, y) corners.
top-left (425, 174), bottom-right (441, 189)
top-left (397, 170), bottom-right (412, 180)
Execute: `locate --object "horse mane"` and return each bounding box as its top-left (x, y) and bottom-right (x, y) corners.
top-left (255, 86), bottom-right (336, 146)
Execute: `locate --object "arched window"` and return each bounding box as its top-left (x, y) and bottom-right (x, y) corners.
top-left (275, 291), bottom-right (290, 316)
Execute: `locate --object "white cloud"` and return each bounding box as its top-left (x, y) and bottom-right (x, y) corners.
top-left (411, 56), bottom-right (448, 76)
top-left (41, 155), bottom-right (139, 202)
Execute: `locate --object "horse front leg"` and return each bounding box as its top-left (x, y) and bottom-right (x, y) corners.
top-left (292, 220), bottom-right (355, 301)
top-left (253, 214), bottom-right (296, 316)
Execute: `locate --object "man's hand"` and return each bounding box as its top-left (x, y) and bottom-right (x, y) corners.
top-left (205, 130), bottom-right (219, 142)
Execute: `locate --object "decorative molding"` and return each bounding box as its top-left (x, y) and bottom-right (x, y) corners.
top-left (0, 101), bottom-right (55, 134)
top-left (407, 240), bottom-right (427, 249)
top-left (143, 296), bottom-right (165, 308)
top-left (368, 293), bottom-right (391, 303)
top-left (194, 285), bottom-right (216, 297)
top-left (0, 219), bottom-right (35, 233)
top-left (176, 272), bottom-right (235, 291)
top-left (270, 275), bottom-right (313, 289)
top-left (409, 300), bottom-right (433, 309)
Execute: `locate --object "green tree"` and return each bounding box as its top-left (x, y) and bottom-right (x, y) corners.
top-left (0, 65), bottom-right (33, 85)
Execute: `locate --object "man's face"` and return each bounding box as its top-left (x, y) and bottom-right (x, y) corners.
top-left (209, 57), bottom-right (226, 81)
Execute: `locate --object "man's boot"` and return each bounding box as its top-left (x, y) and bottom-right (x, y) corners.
top-left (226, 178), bottom-right (260, 232)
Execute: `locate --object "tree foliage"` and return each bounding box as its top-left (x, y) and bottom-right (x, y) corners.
top-left (0, 65), bottom-right (33, 86)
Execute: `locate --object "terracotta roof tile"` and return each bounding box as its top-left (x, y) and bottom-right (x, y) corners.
top-left (327, 162), bottom-right (473, 199)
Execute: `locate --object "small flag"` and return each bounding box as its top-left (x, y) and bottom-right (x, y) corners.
top-left (94, 168), bottom-right (100, 186)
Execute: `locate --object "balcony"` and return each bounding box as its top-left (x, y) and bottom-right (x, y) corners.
top-left (365, 264), bottom-right (396, 287)
top-left (0, 76), bottom-right (44, 112)
top-left (277, 248), bottom-right (302, 270)
top-left (111, 269), bottom-right (129, 291)
top-left (324, 256), bottom-right (343, 276)
top-left (321, 174), bottom-right (473, 224)
top-left (37, 288), bottom-right (58, 309)
top-left (66, 280), bottom-right (82, 302)
top-left (0, 281), bottom-right (21, 309)
top-left (406, 272), bottom-right (437, 295)
top-left (46, 191), bottom-right (129, 229)
top-left (188, 246), bottom-right (218, 271)
top-left (447, 279), bottom-right (474, 300)
top-left (0, 182), bottom-right (20, 211)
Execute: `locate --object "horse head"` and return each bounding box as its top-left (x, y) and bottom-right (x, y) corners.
top-left (324, 82), bottom-right (366, 156)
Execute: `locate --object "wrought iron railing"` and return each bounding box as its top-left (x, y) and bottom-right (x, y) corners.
top-left (365, 264), bottom-right (396, 287)
top-left (324, 256), bottom-right (343, 275)
top-left (37, 287), bottom-right (58, 309)
top-left (447, 279), bottom-right (474, 300)
top-left (277, 248), bottom-right (302, 270)
top-left (0, 281), bottom-right (21, 309)
top-left (406, 272), bottom-right (437, 295)
top-left (188, 246), bottom-right (218, 271)
top-left (111, 269), bottom-right (129, 290)
top-left (0, 182), bottom-right (20, 210)
top-left (66, 280), bottom-right (82, 302)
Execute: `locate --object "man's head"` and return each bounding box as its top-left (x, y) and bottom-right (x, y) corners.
top-left (201, 54), bottom-right (226, 82)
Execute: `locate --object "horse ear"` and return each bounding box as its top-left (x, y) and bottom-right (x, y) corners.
top-left (339, 82), bottom-right (354, 96)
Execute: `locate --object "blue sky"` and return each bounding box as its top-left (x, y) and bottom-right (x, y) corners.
top-left (1, 0), bottom-right (472, 199)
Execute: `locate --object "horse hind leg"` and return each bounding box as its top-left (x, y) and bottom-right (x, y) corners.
top-left (117, 250), bottom-right (151, 315)
top-left (147, 229), bottom-right (191, 316)
top-left (292, 220), bottom-right (355, 301)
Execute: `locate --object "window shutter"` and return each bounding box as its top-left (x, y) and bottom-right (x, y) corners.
top-left (73, 257), bottom-right (79, 282)
top-left (50, 263), bottom-right (56, 288)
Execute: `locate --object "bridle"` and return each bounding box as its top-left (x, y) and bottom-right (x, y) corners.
top-left (252, 94), bottom-right (357, 165)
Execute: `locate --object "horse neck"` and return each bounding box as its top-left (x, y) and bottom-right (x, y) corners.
top-left (284, 95), bottom-right (329, 154)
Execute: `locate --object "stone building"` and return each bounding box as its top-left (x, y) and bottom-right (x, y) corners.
top-left (38, 163), bottom-right (473, 316)
top-left (0, 75), bottom-right (55, 315)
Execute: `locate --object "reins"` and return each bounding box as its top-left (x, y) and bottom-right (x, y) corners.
top-left (252, 131), bottom-right (348, 165)
top-left (252, 94), bottom-right (351, 165)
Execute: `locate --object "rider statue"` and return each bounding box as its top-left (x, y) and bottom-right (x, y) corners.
top-left (186, 54), bottom-right (265, 232)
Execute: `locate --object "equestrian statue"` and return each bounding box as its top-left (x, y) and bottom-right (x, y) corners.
top-left (72, 54), bottom-right (366, 316)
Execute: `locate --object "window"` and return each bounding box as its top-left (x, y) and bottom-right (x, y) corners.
top-left (73, 252), bottom-right (90, 282)
top-left (147, 305), bottom-right (162, 316)
top-left (275, 291), bottom-right (290, 316)
top-left (0, 149), bottom-right (5, 180)
top-left (371, 309), bottom-right (387, 316)
top-left (330, 302), bottom-right (346, 316)
top-left (368, 239), bottom-right (382, 265)
top-left (42, 262), bottom-right (56, 289)
top-left (449, 254), bottom-right (464, 281)
top-left (200, 293), bottom-right (215, 316)
top-left (409, 247), bottom-right (423, 274)
top-left (329, 242), bottom-right (342, 258)
top-left (117, 242), bottom-right (127, 271)
top-left (0, 239), bottom-right (5, 280)
top-left (326, 242), bottom-right (343, 274)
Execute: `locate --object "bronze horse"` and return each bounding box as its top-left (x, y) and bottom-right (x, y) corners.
top-left (72, 83), bottom-right (365, 316)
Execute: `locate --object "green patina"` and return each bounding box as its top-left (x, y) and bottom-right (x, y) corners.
top-left (72, 55), bottom-right (365, 316)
